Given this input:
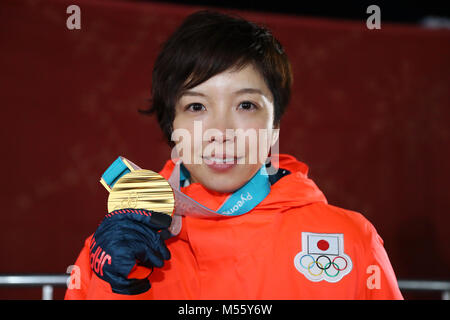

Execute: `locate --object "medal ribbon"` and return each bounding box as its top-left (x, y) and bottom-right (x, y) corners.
top-left (100, 157), bottom-right (272, 235)
top-left (168, 159), bottom-right (271, 218)
top-left (175, 160), bottom-right (271, 217)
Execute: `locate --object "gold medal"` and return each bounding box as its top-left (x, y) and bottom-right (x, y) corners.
top-left (100, 158), bottom-right (175, 217)
top-left (107, 169), bottom-right (175, 216)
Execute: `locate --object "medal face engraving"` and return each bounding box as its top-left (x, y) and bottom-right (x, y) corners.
top-left (107, 169), bottom-right (175, 217)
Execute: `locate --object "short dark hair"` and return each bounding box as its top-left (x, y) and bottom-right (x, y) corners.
top-left (140, 10), bottom-right (293, 145)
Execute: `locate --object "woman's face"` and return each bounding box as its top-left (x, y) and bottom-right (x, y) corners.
top-left (172, 63), bottom-right (278, 193)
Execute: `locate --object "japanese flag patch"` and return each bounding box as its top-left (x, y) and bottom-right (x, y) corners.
top-left (294, 232), bottom-right (352, 283)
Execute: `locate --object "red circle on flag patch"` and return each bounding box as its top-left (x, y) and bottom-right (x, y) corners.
top-left (317, 240), bottom-right (329, 251)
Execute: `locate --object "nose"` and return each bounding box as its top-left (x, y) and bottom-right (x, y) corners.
top-left (206, 111), bottom-right (236, 144)
top-left (208, 129), bottom-right (234, 143)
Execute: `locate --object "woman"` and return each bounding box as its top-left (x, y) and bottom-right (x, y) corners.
top-left (65, 10), bottom-right (403, 300)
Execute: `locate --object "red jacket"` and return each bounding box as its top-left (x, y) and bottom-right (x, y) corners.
top-left (65, 154), bottom-right (403, 299)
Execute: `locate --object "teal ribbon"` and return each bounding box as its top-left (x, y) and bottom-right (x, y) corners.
top-left (102, 157), bottom-right (271, 217)
top-left (180, 163), bottom-right (271, 216)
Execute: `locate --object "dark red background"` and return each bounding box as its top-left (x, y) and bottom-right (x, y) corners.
top-left (1, 0), bottom-right (449, 299)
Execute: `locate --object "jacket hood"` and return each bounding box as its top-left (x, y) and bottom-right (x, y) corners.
top-left (158, 153), bottom-right (327, 213)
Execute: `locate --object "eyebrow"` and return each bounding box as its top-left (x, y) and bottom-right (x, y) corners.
top-left (181, 88), bottom-right (265, 97)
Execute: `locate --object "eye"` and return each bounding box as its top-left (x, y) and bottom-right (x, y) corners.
top-left (185, 103), bottom-right (206, 112)
top-left (238, 101), bottom-right (258, 111)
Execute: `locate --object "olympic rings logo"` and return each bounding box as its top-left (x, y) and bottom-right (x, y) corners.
top-left (298, 254), bottom-right (349, 278)
top-left (294, 232), bottom-right (353, 283)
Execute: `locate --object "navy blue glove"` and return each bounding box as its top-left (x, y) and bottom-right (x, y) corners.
top-left (89, 208), bottom-right (172, 295)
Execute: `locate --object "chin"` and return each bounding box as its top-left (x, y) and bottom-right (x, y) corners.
top-left (196, 164), bottom-right (261, 193)
top-left (199, 177), bottom-right (243, 193)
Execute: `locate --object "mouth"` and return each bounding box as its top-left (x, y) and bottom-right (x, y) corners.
top-left (202, 153), bottom-right (245, 162)
top-left (203, 156), bottom-right (239, 164)
top-left (202, 155), bottom-right (244, 171)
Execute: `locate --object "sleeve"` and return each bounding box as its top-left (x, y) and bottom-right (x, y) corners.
top-left (64, 235), bottom-right (93, 300)
top-left (361, 222), bottom-right (404, 300)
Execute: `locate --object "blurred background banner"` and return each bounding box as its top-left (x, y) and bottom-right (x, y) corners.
top-left (0, 0), bottom-right (449, 299)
